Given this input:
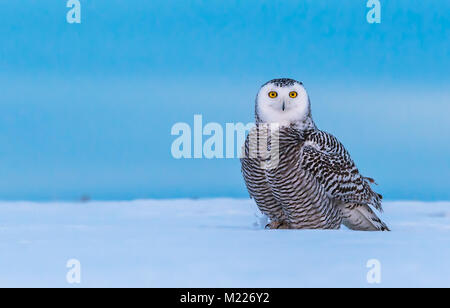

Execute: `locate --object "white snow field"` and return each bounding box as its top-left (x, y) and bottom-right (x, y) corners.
top-left (0, 199), bottom-right (449, 288)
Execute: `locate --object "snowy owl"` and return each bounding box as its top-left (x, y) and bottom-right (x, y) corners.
top-left (241, 78), bottom-right (389, 231)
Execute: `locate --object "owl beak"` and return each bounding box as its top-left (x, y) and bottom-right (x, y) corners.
top-left (282, 101), bottom-right (286, 111)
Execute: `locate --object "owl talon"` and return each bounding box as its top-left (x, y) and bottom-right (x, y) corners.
top-left (265, 221), bottom-right (290, 229)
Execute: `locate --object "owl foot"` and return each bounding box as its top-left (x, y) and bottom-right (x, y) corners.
top-left (265, 221), bottom-right (290, 229)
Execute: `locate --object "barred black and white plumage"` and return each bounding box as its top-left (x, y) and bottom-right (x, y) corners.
top-left (241, 78), bottom-right (389, 231)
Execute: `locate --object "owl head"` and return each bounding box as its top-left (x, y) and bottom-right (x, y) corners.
top-left (255, 78), bottom-right (312, 128)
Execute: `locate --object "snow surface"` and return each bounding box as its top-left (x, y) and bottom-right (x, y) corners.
top-left (0, 199), bottom-right (449, 287)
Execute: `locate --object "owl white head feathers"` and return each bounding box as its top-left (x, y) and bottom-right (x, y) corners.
top-left (256, 78), bottom-right (314, 129)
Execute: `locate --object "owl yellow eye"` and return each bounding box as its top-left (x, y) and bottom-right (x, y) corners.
top-left (268, 91), bottom-right (278, 98)
top-left (289, 91), bottom-right (298, 98)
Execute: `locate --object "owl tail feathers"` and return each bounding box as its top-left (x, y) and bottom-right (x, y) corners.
top-left (340, 203), bottom-right (390, 232)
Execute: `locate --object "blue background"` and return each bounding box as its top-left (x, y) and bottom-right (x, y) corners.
top-left (0, 0), bottom-right (448, 201)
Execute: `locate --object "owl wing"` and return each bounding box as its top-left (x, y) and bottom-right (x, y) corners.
top-left (301, 131), bottom-right (383, 212)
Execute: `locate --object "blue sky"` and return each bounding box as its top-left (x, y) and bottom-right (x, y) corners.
top-left (0, 1), bottom-right (449, 201)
